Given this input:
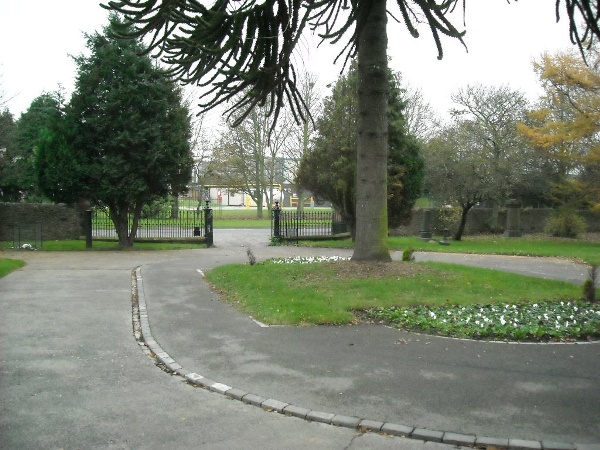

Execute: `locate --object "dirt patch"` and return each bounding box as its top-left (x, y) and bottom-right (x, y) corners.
top-left (319, 260), bottom-right (437, 280)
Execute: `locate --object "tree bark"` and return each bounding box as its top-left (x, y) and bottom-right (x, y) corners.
top-left (454, 202), bottom-right (474, 241)
top-left (110, 205), bottom-right (132, 248)
top-left (352, 0), bottom-right (391, 261)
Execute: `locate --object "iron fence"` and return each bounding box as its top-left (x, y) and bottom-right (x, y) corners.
top-left (92, 207), bottom-right (205, 239)
top-left (12, 223), bottom-right (43, 249)
top-left (272, 207), bottom-right (349, 239)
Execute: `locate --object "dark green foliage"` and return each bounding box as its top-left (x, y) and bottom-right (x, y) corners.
top-left (36, 15), bottom-right (193, 247)
top-left (0, 109), bottom-right (16, 200)
top-left (0, 109), bottom-right (14, 149)
top-left (387, 72), bottom-right (424, 228)
top-left (544, 209), bottom-right (587, 237)
top-left (35, 114), bottom-right (83, 205)
top-left (104, 0), bottom-right (596, 258)
top-left (365, 300), bottom-right (600, 341)
top-left (402, 248), bottom-right (415, 261)
top-left (104, 1), bottom-right (468, 127)
top-left (2, 94), bottom-right (62, 201)
top-left (584, 265), bottom-right (597, 303)
top-left (296, 64), bottom-right (424, 236)
top-left (104, 1), bottom-right (598, 126)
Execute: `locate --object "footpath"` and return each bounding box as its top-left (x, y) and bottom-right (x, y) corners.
top-left (1, 229), bottom-right (599, 449)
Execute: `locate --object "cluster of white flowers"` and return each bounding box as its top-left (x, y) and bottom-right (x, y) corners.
top-left (437, 301), bottom-right (598, 332)
top-left (270, 255), bottom-right (351, 265)
top-left (372, 300), bottom-right (600, 341)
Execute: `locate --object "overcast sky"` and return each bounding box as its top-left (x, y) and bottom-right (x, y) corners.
top-left (0, 1), bottom-right (577, 125)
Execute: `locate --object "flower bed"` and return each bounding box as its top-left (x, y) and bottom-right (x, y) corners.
top-left (362, 301), bottom-right (600, 342)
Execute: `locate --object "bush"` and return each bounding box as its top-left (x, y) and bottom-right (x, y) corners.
top-left (584, 265), bottom-right (597, 303)
top-left (402, 248), bottom-right (415, 261)
top-left (544, 210), bottom-right (587, 237)
top-left (141, 198), bottom-right (172, 218)
top-left (435, 206), bottom-right (460, 236)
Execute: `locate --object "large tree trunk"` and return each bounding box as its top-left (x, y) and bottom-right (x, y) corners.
top-left (454, 202), bottom-right (474, 241)
top-left (110, 205), bottom-right (133, 248)
top-left (352, 0), bottom-right (391, 262)
top-left (109, 202), bottom-right (142, 248)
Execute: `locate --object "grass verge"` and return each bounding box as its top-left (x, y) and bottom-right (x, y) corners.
top-left (0, 258), bottom-right (26, 278)
top-left (1, 240), bottom-right (205, 251)
top-left (300, 234), bottom-right (600, 265)
top-left (205, 256), bottom-right (598, 341)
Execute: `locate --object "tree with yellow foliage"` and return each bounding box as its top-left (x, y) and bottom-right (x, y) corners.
top-left (517, 49), bottom-right (600, 208)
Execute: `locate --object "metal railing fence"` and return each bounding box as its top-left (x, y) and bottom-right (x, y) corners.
top-left (272, 206), bottom-right (348, 239)
top-left (92, 207), bottom-right (205, 239)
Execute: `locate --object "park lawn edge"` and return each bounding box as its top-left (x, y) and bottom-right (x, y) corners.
top-left (0, 258), bottom-right (26, 278)
top-left (205, 258), bottom-right (597, 342)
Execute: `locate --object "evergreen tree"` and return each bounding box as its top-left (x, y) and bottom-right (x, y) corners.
top-left (296, 64), bottom-right (423, 238)
top-left (0, 108), bottom-right (16, 199)
top-left (106, 0), bottom-right (597, 260)
top-left (2, 93), bottom-right (63, 201)
top-left (36, 15), bottom-right (193, 247)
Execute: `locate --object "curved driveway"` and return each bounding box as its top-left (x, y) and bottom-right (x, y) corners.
top-left (1, 228), bottom-right (599, 449)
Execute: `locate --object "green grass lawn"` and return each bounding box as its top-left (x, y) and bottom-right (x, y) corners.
top-left (0, 258), bottom-right (26, 278)
top-left (211, 207), bottom-right (332, 228)
top-left (206, 256), bottom-right (599, 341)
top-left (1, 240), bottom-right (205, 251)
top-left (300, 234), bottom-right (600, 265)
top-left (206, 258), bottom-right (583, 323)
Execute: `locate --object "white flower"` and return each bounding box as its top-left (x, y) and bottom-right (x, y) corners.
top-left (272, 255), bottom-right (351, 265)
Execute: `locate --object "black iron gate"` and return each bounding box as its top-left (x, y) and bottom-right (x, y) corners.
top-left (271, 203), bottom-right (348, 240)
top-left (91, 206), bottom-right (207, 240)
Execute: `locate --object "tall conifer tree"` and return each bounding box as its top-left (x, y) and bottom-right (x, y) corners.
top-left (106, 0), bottom-right (599, 259)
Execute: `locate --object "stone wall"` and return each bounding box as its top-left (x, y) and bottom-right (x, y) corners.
top-left (2, 203), bottom-right (598, 242)
top-left (395, 207), bottom-right (600, 236)
top-left (0, 203), bottom-right (83, 241)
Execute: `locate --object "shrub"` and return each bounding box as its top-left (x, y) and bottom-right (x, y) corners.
top-left (246, 248), bottom-right (257, 265)
top-left (141, 198), bottom-right (172, 218)
top-left (435, 206), bottom-right (460, 236)
top-left (402, 248), bottom-right (415, 261)
top-left (544, 210), bottom-right (587, 237)
top-left (584, 265), bottom-right (597, 303)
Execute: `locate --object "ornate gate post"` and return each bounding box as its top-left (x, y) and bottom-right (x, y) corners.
top-left (204, 201), bottom-right (213, 247)
top-left (272, 201), bottom-right (281, 239)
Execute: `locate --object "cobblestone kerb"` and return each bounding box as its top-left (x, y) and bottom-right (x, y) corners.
top-left (131, 266), bottom-right (597, 450)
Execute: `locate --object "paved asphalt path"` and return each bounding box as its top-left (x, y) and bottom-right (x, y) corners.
top-left (1, 228), bottom-right (599, 449)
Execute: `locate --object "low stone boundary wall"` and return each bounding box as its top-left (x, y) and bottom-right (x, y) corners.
top-left (0, 203), bottom-right (82, 241)
top-left (396, 208), bottom-right (600, 236)
top-left (1, 203), bottom-right (598, 242)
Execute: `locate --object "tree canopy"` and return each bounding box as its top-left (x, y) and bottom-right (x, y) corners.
top-left (210, 92), bottom-right (290, 217)
top-left (36, 15), bottom-right (193, 247)
top-left (424, 84), bottom-right (537, 239)
top-left (296, 64), bottom-right (423, 237)
top-left (518, 48), bottom-right (600, 208)
top-left (104, 0), bottom-right (600, 259)
top-left (1, 93), bottom-right (63, 202)
top-left (103, 0), bottom-right (600, 125)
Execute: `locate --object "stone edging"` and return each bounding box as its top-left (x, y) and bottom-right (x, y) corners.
top-left (131, 266), bottom-right (598, 450)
